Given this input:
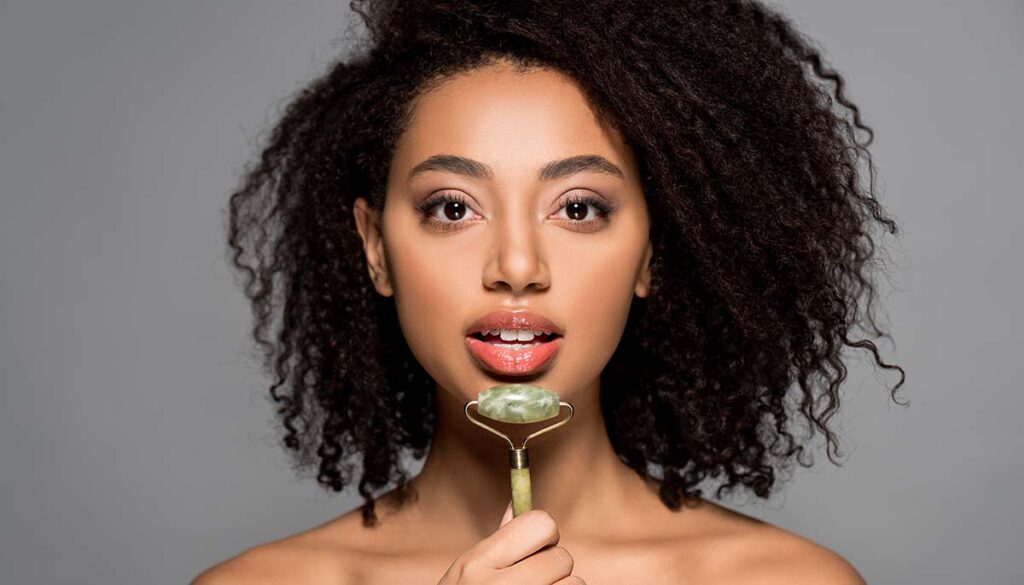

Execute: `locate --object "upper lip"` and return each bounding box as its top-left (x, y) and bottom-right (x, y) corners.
top-left (466, 309), bottom-right (563, 336)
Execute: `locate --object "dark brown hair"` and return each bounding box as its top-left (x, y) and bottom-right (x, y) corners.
top-left (227, 0), bottom-right (907, 527)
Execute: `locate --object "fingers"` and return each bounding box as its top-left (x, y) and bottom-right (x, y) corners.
top-left (472, 508), bottom-right (561, 570)
top-left (440, 507), bottom-right (581, 585)
top-left (497, 545), bottom-right (575, 584)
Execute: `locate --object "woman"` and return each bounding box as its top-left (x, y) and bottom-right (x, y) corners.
top-left (194, 0), bottom-right (905, 583)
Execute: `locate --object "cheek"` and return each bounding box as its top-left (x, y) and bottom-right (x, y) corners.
top-left (387, 237), bottom-right (479, 378)
top-left (550, 243), bottom-right (641, 377)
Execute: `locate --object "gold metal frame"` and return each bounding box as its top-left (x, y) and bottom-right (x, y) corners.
top-left (464, 400), bottom-right (575, 450)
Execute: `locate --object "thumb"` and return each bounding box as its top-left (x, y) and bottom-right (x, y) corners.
top-left (498, 500), bottom-right (514, 528)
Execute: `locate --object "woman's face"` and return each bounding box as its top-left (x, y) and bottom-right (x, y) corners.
top-left (354, 60), bottom-right (652, 405)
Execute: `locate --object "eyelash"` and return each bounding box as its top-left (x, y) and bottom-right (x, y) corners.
top-left (415, 191), bottom-right (614, 232)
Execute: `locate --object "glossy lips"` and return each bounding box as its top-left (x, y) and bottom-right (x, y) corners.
top-left (466, 334), bottom-right (563, 375)
top-left (465, 309), bottom-right (563, 375)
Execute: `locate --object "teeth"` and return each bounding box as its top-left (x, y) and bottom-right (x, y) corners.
top-left (500, 329), bottom-right (532, 342)
top-left (481, 328), bottom-right (550, 342)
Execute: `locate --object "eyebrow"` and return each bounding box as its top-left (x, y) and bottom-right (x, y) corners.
top-left (407, 154), bottom-right (625, 181)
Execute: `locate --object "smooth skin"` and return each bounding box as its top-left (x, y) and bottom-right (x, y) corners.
top-left (193, 59), bottom-right (866, 585)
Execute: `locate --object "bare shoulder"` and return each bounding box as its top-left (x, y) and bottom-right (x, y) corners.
top-left (188, 543), bottom-right (341, 585)
top-left (190, 488), bottom-right (459, 585)
top-left (189, 508), bottom-right (368, 585)
top-left (687, 501), bottom-right (866, 585)
top-left (712, 523), bottom-right (866, 584)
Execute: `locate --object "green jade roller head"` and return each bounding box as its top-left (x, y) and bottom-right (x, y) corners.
top-left (464, 384), bottom-right (574, 518)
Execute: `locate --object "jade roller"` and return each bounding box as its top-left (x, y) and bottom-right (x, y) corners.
top-left (464, 383), bottom-right (574, 518)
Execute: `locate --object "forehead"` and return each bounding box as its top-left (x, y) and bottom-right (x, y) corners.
top-left (390, 61), bottom-right (635, 181)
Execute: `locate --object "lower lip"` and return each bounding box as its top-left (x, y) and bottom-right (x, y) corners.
top-left (465, 335), bottom-right (563, 375)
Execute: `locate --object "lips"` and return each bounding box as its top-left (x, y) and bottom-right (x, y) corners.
top-left (465, 309), bottom-right (564, 375)
top-left (465, 335), bottom-right (563, 375)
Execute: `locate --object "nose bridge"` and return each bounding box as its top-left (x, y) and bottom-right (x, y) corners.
top-left (485, 192), bottom-right (548, 292)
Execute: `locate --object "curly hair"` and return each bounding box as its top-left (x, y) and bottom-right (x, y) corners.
top-left (226, 0), bottom-right (907, 528)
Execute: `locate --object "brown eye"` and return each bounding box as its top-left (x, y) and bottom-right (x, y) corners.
top-left (554, 192), bottom-right (614, 228)
top-left (415, 192), bottom-right (479, 231)
top-left (564, 201), bottom-right (591, 221)
top-left (440, 200), bottom-right (468, 221)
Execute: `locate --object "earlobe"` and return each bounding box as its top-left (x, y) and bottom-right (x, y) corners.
top-left (353, 197), bottom-right (395, 297)
top-left (634, 241), bottom-right (653, 298)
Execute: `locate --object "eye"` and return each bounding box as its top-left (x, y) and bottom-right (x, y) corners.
top-left (415, 191), bottom-right (480, 231)
top-left (553, 192), bottom-right (614, 230)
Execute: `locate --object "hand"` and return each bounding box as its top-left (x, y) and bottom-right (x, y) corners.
top-left (437, 500), bottom-right (585, 584)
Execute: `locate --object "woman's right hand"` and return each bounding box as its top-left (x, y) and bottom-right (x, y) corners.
top-left (437, 501), bottom-right (586, 584)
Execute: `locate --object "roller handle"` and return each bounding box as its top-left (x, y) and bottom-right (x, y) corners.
top-left (508, 448), bottom-right (533, 517)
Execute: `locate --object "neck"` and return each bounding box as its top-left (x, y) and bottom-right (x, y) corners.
top-left (398, 380), bottom-right (661, 546)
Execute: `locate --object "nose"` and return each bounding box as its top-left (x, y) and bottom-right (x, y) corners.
top-left (481, 210), bottom-right (551, 295)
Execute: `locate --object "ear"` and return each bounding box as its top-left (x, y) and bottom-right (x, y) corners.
top-left (353, 197), bottom-right (394, 297)
top-left (634, 239), bottom-right (653, 298)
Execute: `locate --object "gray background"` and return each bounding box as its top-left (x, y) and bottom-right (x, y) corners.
top-left (1, 1), bottom-right (1021, 583)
